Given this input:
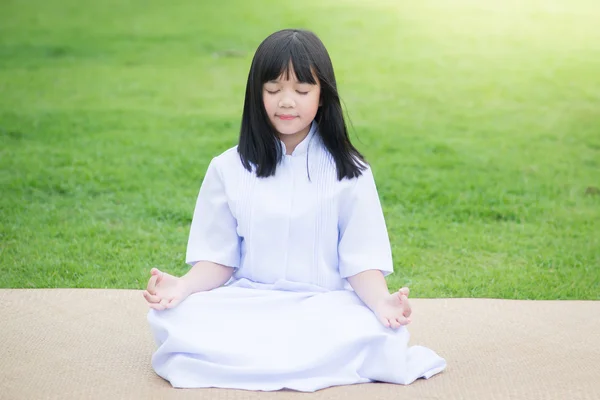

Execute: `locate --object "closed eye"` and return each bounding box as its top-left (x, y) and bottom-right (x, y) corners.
top-left (296, 91), bottom-right (309, 95)
top-left (265, 90), bottom-right (280, 94)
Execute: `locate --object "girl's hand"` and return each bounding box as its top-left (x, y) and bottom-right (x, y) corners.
top-left (372, 287), bottom-right (412, 329)
top-left (143, 268), bottom-right (191, 311)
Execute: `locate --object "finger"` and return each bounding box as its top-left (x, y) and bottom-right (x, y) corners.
top-left (159, 298), bottom-right (169, 308)
top-left (151, 268), bottom-right (161, 276)
top-left (380, 317), bottom-right (391, 328)
top-left (154, 270), bottom-right (165, 285)
top-left (390, 318), bottom-right (401, 329)
top-left (393, 290), bottom-right (404, 305)
top-left (165, 297), bottom-right (181, 309)
top-left (143, 290), bottom-right (161, 304)
top-left (401, 294), bottom-right (412, 318)
top-left (149, 302), bottom-right (166, 311)
top-left (396, 316), bottom-right (410, 326)
top-left (399, 287), bottom-right (410, 297)
top-left (147, 275), bottom-right (158, 295)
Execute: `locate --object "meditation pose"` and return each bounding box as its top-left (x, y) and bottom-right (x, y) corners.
top-left (144, 29), bottom-right (446, 392)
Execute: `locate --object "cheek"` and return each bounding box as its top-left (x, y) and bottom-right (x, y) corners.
top-left (263, 95), bottom-right (275, 115)
top-left (307, 92), bottom-right (321, 113)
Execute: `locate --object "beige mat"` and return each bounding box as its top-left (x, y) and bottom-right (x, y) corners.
top-left (1, 289), bottom-right (598, 399)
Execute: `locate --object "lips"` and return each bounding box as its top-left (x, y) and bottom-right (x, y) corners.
top-left (277, 115), bottom-right (297, 120)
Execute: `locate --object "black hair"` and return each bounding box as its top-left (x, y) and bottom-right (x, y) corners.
top-left (237, 29), bottom-right (367, 181)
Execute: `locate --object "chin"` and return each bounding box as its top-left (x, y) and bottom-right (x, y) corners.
top-left (273, 123), bottom-right (309, 136)
top-left (276, 129), bottom-right (299, 135)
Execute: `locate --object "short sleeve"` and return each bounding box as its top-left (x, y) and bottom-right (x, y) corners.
top-left (185, 158), bottom-right (241, 268)
top-left (338, 167), bottom-right (394, 278)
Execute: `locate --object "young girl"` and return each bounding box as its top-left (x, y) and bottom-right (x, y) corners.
top-left (144, 29), bottom-right (446, 392)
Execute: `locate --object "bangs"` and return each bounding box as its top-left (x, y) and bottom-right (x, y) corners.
top-left (258, 38), bottom-right (318, 85)
top-left (239, 29), bottom-right (367, 180)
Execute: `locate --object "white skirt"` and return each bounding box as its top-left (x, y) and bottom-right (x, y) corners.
top-left (147, 279), bottom-right (446, 392)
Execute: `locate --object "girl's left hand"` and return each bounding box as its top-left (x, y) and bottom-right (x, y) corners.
top-left (372, 287), bottom-right (412, 329)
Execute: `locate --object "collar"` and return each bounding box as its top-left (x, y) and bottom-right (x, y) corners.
top-left (280, 121), bottom-right (318, 157)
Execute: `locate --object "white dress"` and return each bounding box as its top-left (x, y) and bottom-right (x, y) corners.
top-left (148, 123), bottom-right (446, 391)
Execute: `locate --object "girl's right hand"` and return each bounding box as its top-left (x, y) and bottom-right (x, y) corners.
top-left (143, 268), bottom-right (191, 310)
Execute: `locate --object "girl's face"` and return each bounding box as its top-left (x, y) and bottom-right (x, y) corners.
top-left (262, 68), bottom-right (321, 138)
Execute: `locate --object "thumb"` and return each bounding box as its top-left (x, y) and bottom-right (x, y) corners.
top-left (166, 296), bottom-right (182, 309)
top-left (151, 270), bottom-right (169, 290)
top-left (401, 294), bottom-right (412, 318)
top-left (152, 268), bottom-right (166, 284)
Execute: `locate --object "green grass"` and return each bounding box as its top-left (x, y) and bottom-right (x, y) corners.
top-left (1, 0), bottom-right (599, 299)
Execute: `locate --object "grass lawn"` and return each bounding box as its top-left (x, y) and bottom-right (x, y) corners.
top-left (1, 0), bottom-right (598, 299)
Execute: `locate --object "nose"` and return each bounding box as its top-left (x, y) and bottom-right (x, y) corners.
top-left (278, 96), bottom-right (295, 108)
